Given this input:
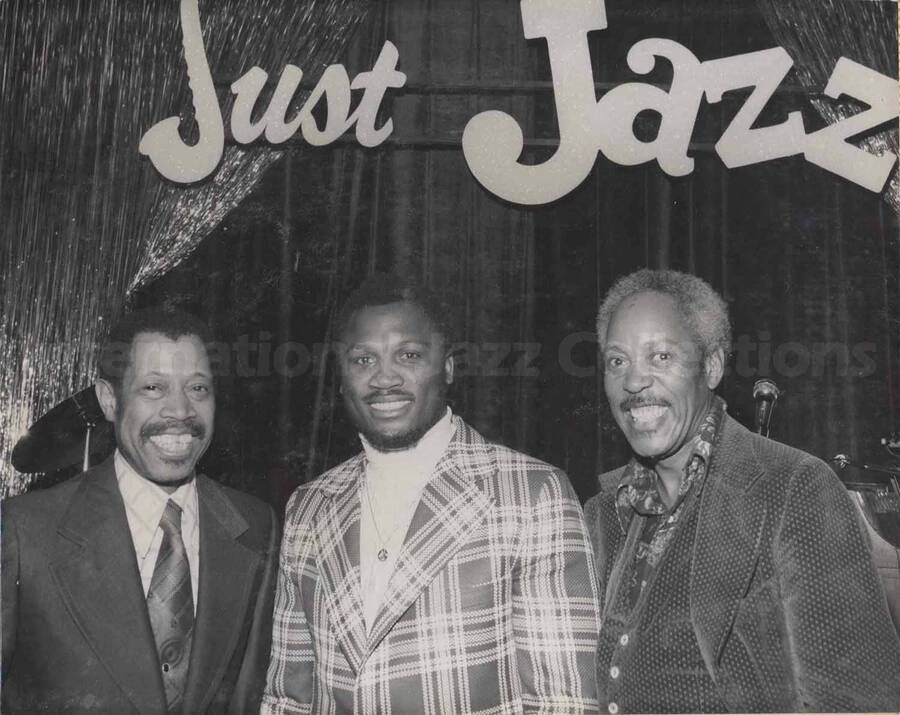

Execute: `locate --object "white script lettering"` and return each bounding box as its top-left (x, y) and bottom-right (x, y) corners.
top-left (462, 0), bottom-right (898, 205)
top-left (140, 0), bottom-right (406, 183)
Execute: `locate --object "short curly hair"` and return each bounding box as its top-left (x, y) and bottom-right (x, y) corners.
top-left (334, 273), bottom-right (456, 347)
top-left (97, 307), bottom-right (211, 388)
top-left (596, 269), bottom-right (731, 359)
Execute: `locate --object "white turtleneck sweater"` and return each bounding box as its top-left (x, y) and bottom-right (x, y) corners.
top-left (359, 407), bottom-right (455, 632)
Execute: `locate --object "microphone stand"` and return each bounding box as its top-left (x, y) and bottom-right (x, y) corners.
top-left (72, 390), bottom-right (99, 472)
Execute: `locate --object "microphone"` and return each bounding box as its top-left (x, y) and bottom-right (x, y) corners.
top-left (832, 453), bottom-right (851, 471)
top-left (753, 378), bottom-right (781, 437)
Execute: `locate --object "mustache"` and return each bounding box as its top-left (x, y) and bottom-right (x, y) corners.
top-left (140, 418), bottom-right (206, 440)
top-left (364, 390), bottom-right (415, 403)
top-left (619, 396), bottom-right (670, 411)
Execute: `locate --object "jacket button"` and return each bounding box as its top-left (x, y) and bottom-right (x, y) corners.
top-left (619, 633), bottom-right (629, 646)
top-left (608, 703), bottom-right (619, 714)
top-left (610, 666), bottom-right (620, 679)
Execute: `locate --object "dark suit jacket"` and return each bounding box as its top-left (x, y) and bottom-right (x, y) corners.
top-left (585, 414), bottom-right (900, 712)
top-left (2, 457), bottom-right (279, 714)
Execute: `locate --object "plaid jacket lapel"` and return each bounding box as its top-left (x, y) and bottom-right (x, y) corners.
top-left (366, 417), bottom-right (495, 654)
top-left (313, 454), bottom-right (369, 673)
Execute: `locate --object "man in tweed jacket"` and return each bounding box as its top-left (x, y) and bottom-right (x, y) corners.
top-left (263, 275), bottom-right (600, 714)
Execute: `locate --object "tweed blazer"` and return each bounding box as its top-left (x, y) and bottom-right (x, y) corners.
top-left (585, 414), bottom-right (900, 712)
top-left (263, 416), bottom-right (601, 714)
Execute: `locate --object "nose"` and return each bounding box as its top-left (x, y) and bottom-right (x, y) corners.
top-left (370, 359), bottom-right (403, 390)
top-left (159, 388), bottom-right (197, 420)
top-left (622, 360), bottom-right (652, 394)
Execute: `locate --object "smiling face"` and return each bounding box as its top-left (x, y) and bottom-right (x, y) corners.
top-left (339, 301), bottom-right (453, 451)
top-left (603, 290), bottom-right (723, 467)
top-left (96, 332), bottom-right (214, 490)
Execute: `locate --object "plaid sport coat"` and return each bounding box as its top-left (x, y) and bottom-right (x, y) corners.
top-left (263, 416), bottom-right (601, 714)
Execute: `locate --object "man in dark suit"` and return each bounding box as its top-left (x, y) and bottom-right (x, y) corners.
top-left (2, 308), bottom-right (278, 714)
top-left (585, 269), bottom-right (900, 713)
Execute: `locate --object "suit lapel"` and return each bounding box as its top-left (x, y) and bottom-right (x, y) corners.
top-left (314, 456), bottom-right (369, 674)
top-left (49, 459), bottom-right (167, 715)
top-left (366, 419), bottom-right (493, 654)
top-left (690, 416), bottom-right (768, 675)
top-left (182, 476), bottom-right (260, 714)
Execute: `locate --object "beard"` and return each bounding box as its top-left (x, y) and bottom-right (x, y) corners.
top-left (360, 417), bottom-right (439, 452)
top-left (350, 384), bottom-right (449, 453)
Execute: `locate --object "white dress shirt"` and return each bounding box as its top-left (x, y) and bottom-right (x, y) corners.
top-left (358, 408), bottom-right (455, 632)
top-left (114, 450), bottom-right (200, 612)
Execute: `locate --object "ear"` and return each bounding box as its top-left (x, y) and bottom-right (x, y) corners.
top-left (95, 379), bottom-right (118, 423)
top-left (444, 354), bottom-right (454, 385)
top-left (704, 347), bottom-right (725, 390)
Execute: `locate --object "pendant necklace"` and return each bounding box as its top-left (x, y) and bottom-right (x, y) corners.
top-left (361, 474), bottom-right (414, 562)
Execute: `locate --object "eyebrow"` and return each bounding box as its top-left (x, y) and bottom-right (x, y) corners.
top-left (396, 340), bottom-right (430, 348)
top-left (347, 338), bottom-right (432, 350)
top-left (609, 337), bottom-right (679, 347)
top-left (604, 339), bottom-right (682, 355)
top-left (139, 370), bottom-right (212, 379)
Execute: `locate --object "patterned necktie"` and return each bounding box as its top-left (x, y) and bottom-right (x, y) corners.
top-left (147, 499), bottom-right (194, 713)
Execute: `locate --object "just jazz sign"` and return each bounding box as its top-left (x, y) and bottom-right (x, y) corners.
top-left (141, 0), bottom-right (898, 206)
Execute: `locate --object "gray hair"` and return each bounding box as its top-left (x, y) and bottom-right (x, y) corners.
top-left (596, 269), bottom-right (732, 358)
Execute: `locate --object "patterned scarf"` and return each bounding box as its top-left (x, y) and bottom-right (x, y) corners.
top-left (615, 396), bottom-right (726, 568)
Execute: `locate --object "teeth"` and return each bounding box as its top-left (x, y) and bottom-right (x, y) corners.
top-left (629, 405), bottom-right (666, 423)
top-left (370, 401), bottom-right (409, 412)
top-left (149, 434), bottom-right (193, 455)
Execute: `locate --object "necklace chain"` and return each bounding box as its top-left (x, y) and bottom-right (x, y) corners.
top-left (361, 475), bottom-right (417, 561)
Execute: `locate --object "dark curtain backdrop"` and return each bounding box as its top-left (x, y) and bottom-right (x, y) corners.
top-left (137, 0), bottom-right (899, 508)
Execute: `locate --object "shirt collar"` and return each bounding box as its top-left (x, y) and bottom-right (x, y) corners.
top-left (360, 407), bottom-right (455, 488)
top-left (114, 450), bottom-right (198, 559)
top-left (614, 396), bottom-right (727, 531)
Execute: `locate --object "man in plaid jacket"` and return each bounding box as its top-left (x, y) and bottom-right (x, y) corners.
top-left (263, 275), bottom-right (600, 714)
